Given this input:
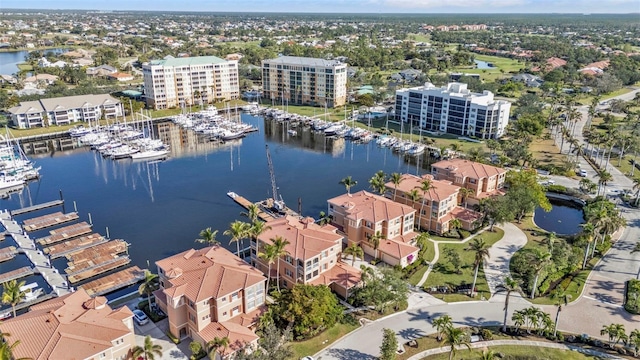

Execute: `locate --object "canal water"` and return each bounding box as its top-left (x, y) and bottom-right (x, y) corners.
top-left (0, 114), bottom-right (436, 292)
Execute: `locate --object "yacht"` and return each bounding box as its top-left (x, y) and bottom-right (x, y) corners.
top-left (220, 130), bottom-right (245, 141)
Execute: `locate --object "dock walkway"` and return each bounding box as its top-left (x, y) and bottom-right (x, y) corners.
top-left (67, 256), bottom-right (131, 282)
top-left (43, 233), bottom-right (107, 259)
top-left (23, 212), bottom-right (79, 232)
top-left (0, 267), bottom-right (35, 283)
top-left (66, 239), bottom-right (128, 262)
top-left (227, 192), bottom-right (274, 221)
top-left (37, 222), bottom-right (92, 246)
top-left (80, 266), bottom-right (144, 297)
top-left (10, 200), bottom-right (64, 216)
top-left (0, 246), bottom-right (17, 263)
top-left (0, 211), bottom-right (71, 296)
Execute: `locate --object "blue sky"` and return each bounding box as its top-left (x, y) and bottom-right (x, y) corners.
top-left (1, 0), bottom-right (638, 13)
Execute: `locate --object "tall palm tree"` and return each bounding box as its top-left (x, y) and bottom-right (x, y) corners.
top-left (597, 170), bottom-right (613, 196)
top-left (432, 315), bottom-right (452, 341)
top-left (1, 279), bottom-right (26, 318)
top-left (241, 203), bottom-right (260, 223)
top-left (271, 236), bottom-right (290, 292)
top-left (390, 172), bottom-right (403, 200)
top-left (138, 269), bottom-right (159, 306)
top-left (343, 243), bottom-right (364, 267)
top-left (545, 232), bottom-right (557, 252)
top-left (418, 179), bottom-right (434, 231)
top-left (368, 170), bottom-right (387, 195)
top-left (580, 222), bottom-right (596, 269)
top-left (552, 290), bottom-right (572, 338)
top-left (368, 231), bottom-right (385, 260)
top-left (224, 221), bottom-right (251, 257)
top-left (448, 219), bottom-right (463, 238)
top-left (529, 249), bottom-right (552, 299)
top-left (132, 335), bottom-right (163, 360)
top-left (195, 227), bottom-right (219, 246)
top-left (258, 243), bottom-right (277, 291)
top-left (458, 187), bottom-right (473, 209)
top-left (207, 336), bottom-right (230, 359)
top-left (467, 238), bottom-right (490, 297)
top-left (440, 326), bottom-right (470, 360)
top-left (406, 188), bottom-right (421, 207)
top-left (339, 176), bottom-right (357, 194)
top-left (497, 277), bottom-right (521, 333)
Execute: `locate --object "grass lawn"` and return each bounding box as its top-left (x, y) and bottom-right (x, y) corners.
top-left (421, 345), bottom-right (598, 360)
top-left (529, 132), bottom-right (571, 170)
top-left (17, 63), bottom-right (33, 71)
top-left (408, 33), bottom-right (431, 43)
top-left (290, 321), bottom-right (360, 359)
top-left (448, 54), bottom-right (525, 82)
top-left (423, 228), bottom-right (505, 302)
top-left (407, 241), bottom-right (438, 286)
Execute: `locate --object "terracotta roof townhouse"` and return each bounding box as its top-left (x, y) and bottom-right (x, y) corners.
top-left (252, 215), bottom-right (360, 299)
top-left (327, 190), bottom-right (419, 267)
top-left (0, 288), bottom-right (135, 360)
top-left (431, 159), bottom-right (507, 206)
top-left (154, 246), bottom-right (266, 358)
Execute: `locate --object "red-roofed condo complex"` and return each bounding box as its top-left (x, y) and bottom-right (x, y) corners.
top-left (431, 159), bottom-right (507, 208)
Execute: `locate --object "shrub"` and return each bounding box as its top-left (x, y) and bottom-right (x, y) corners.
top-left (480, 328), bottom-right (494, 341)
top-left (166, 331), bottom-right (180, 344)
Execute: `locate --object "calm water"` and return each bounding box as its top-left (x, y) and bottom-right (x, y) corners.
top-left (0, 115), bottom-right (434, 278)
top-left (534, 201), bottom-right (584, 235)
top-left (0, 48), bottom-right (67, 75)
top-left (474, 59), bottom-right (495, 69)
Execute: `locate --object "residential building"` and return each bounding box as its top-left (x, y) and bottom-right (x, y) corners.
top-left (7, 94), bottom-right (123, 129)
top-left (0, 288), bottom-right (135, 360)
top-left (87, 64), bottom-right (117, 76)
top-left (327, 190), bottom-right (419, 267)
top-left (394, 82), bottom-right (511, 139)
top-left (154, 246), bottom-right (266, 358)
top-left (511, 73), bottom-right (543, 88)
top-left (261, 56), bottom-right (347, 108)
top-left (252, 215), bottom-right (361, 298)
top-left (108, 72), bottom-right (134, 82)
top-left (143, 55), bottom-right (239, 109)
top-left (23, 73), bottom-right (59, 87)
top-left (431, 159), bottom-right (508, 206)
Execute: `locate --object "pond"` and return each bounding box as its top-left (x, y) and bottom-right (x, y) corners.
top-left (474, 59), bottom-right (495, 69)
top-left (534, 200), bottom-right (584, 235)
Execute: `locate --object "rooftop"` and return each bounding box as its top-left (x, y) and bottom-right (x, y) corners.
top-left (328, 190), bottom-right (415, 223)
top-left (386, 173), bottom-right (459, 202)
top-left (432, 159), bottom-right (507, 180)
top-left (8, 94), bottom-right (121, 115)
top-left (264, 56), bottom-right (345, 67)
top-left (149, 55), bottom-right (228, 67)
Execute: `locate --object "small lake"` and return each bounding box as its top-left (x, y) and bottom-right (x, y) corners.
top-left (474, 59), bottom-right (496, 69)
top-left (534, 201), bottom-right (584, 235)
top-left (0, 48), bottom-right (68, 75)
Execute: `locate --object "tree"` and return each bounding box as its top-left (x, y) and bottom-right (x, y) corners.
top-left (207, 336), bottom-right (230, 359)
top-left (529, 249), bottom-right (552, 299)
top-left (448, 218), bottom-right (463, 238)
top-left (271, 236), bottom-right (290, 292)
top-left (195, 227), bottom-right (219, 246)
top-left (224, 220), bottom-right (250, 257)
top-left (343, 242), bottom-right (364, 267)
top-left (629, 329), bottom-right (640, 357)
top-left (444, 248), bottom-right (461, 274)
top-left (235, 322), bottom-right (293, 360)
top-left (440, 325), bottom-right (470, 360)
top-left (418, 178), bottom-right (435, 230)
top-left (189, 341), bottom-right (203, 359)
top-left (432, 315), bottom-right (453, 341)
top-left (458, 187), bottom-right (473, 209)
top-left (241, 203), bottom-right (260, 223)
top-left (369, 170), bottom-right (387, 195)
top-left (600, 324), bottom-right (627, 348)
top-left (497, 277), bottom-right (521, 333)
top-left (389, 172), bottom-right (404, 200)
top-left (249, 221), bottom-right (270, 246)
top-left (580, 222), bottom-right (596, 269)
top-left (339, 176), bottom-right (357, 194)
top-left (545, 232), bottom-right (557, 252)
top-left (350, 267), bottom-right (408, 313)
top-left (379, 328), bottom-right (398, 360)
top-left (138, 269), bottom-right (159, 306)
top-left (552, 289), bottom-right (572, 338)
top-left (467, 238), bottom-right (490, 297)
top-left (132, 335), bottom-right (163, 360)
top-left (259, 243), bottom-right (277, 291)
top-left (368, 231), bottom-right (385, 260)
top-left (597, 170), bottom-right (613, 196)
top-left (1, 279), bottom-right (26, 318)
top-left (505, 170), bottom-right (551, 222)
top-left (0, 339), bottom-right (29, 360)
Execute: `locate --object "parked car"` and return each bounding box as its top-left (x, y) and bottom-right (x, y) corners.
top-left (133, 309), bottom-right (149, 326)
top-left (578, 169), bottom-right (588, 177)
top-left (301, 357), bottom-right (315, 360)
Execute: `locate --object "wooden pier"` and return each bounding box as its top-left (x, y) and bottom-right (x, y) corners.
top-left (10, 200), bottom-right (64, 216)
top-left (0, 267), bottom-right (35, 283)
top-left (43, 233), bottom-right (107, 259)
top-left (227, 192), bottom-right (274, 221)
top-left (37, 222), bottom-right (92, 246)
top-left (80, 266), bottom-right (145, 297)
top-left (0, 247), bottom-right (17, 263)
top-left (23, 212), bottom-right (79, 232)
top-left (67, 256), bottom-right (131, 283)
top-left (65, 240), bottom-right (128, 262)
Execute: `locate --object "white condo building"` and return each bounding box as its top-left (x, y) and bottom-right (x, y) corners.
top-left (262, 56), bottom-right (347, 108)
top-left (143, 56), bottom-right (239, 109)
top-left (394, 82), bottom-right (511, 139)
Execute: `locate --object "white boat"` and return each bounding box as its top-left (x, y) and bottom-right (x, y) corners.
top-left (69, 126), bottom-right (92, 137)
top-left (407, 144), bottom-right (426, 156)
top-left (227, 191), bottom-right (238, 199)
top-left (130, 149), bottom-right (169, 160)
top-left (20, 282), bottom-right (43, 302)
top-left (287, 129), bottom-right (297, 136)
top-left (220, 130), bottom-right (245, 141)
top-left (0, 176), bottom-right (24, 190)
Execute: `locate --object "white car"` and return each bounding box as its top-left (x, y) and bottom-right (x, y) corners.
top-left (578, 169), bottom-right (588, 177)
top-left (133, 309), bottom-right (149, 326)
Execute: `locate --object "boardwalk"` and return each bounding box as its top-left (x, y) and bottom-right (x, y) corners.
top-left (65, 239), bottom-right (128, 262)
top-left (0, 267), bottom-right (35, 283)
top-left (37, 222), bottom-right (92, 246)
top-left (23, 212), bottom-right (79, 232)
top-left (80, 266), bottom-right (144, 297)
top-left (227, 192), bottom-right (274, 221)
top-left (10, 200), bottom-right (64, 216)
top-left (0, 246), bottom-right (17, 263)
top-left (43, 233), bottom-right (107, 259)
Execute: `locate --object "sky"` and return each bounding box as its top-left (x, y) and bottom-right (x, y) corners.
top-left (1, 0), bottom-right (638, 13)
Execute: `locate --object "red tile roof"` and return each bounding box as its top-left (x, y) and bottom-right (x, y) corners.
top-left (386, 173), bottom-right (459, 202)
top-left (309, 261), bottom-right (361, 289)
top-left (328, 190), bottom-right (415, 223)
top-left (432, 159), bottom-right (506, 180)
top-left (260, 216), bottom-right (342, 261)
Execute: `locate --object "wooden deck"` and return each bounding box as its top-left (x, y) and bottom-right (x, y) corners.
top-left (37, 222), bottom-right (92, 246)
top-left (65, 240), bottom-right (128, 262)
top-left (0, 246), bottom-right (17, 263)
top-left (0, 267), bottom-right (35, 283)
top-left (227, 192), bottom-right (274, 221)
top-left (10, 200), bottom-right (65, 216)
top-left (67, 256), bottom-right (131, 283)
top-left (23, 212), bottom-right (79, 232)
top-left (43, 233), bottom-right (107, 259)
top-left (80, 266), bottom-right (145, 297)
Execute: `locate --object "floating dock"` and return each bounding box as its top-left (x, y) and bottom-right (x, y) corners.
top-left (0, 246), bottom-right (17, 263)
top-left (23, 212), bottom-right (79, 232)
top-left (37, 222), bottom-right (92, 246)
top-left (67, 256), bottom-right (131, 283)
top-left (43, 233), bottom-right (107, 259)
top-left (227, 192), bottom-right (274, 221)
top-left (80, 266), bottom-right (145, 297)
top-left (0, 267), bottom-right (35, 283)
top-left (10, 200), bottom-right (64, 216)
top-left (65, 240), bottom-right (128, 262)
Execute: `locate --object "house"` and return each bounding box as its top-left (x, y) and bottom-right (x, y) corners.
top-left (108, 72), bottom-right (134, 82)
top-left (0, 74), bottom-right (17, 85)
top-left (398, 68), bottom-right (423, 82)
top-left (431, 159), bottom-right (507, 206)
top-left (154, 246), bottom-right (266, 358)
top-left (0, 289), bottom-right (135, 360)
top-left (37, 57), bottom-right (67, 68)
top-left (544, 57), bottom-right (567, 71)
top-left (579, 60), bottom-right (610, 76)
top-left (327, 190), bottom-right (419, 267)
top-left (252, 215), bottom-right (361, 299)
top-left (511, 73), bottom-right (543, 87)
top-left (87, 64), bottom-right (117, 77)
top-left (23, 73), bottom-right (59, 87)
top-left (384, 173), bottom-right (481, 235)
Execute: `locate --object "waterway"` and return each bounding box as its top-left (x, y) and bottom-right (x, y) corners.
top-left (0, 48), bottom-right (68, 75)
top-left (0, 115), bottom-right (436, 296)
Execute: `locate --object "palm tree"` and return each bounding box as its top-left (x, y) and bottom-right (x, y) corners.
top-left (596, 170), bottom-right (613, 196)
top-left (132, 335), bottom-right (163, 360)
top-left (629, 329), bottom-right (640, 357)
top-left (418, 179), bottom-right (434, 230)
top-left (440, 326), bottom-right (470, 360)
top-left (632, 243), bottom-right (640, 279)
top-left (467, 238), bottom-right (490, 297)
top-left (511, 310), bottom-right (525, 334)
top-left (241, 203), bottom-right (260, 223)
top-left (1, 279), bottom-right (26, 318)
top-left (339, 176), bottom-right (357, 194)
top-left (195, 227), bottom-right (219, 246)
top-left (480, 349), bottom-right (499, 360)
top-left (0, 339), bottom-right (30, 360)
top-left (600, 324), bottom-right (628, 348)
top-left (458, 187), bottom-right (473, 209)
top-left (545, 232), bottom-right (557, 252)
top-left (271, 236), bottom-right (290, 292)
top-left (224, 221), bottom-right (250, 257)
top-left (497, 277), bottom-right (521, 333)
top-left (580, 222), bottom-right (596, 269)
top-left (448, 219), bottom-right (463, 238)
top-left (368, 231), bottom-right (385, 260)
top-left (552, 289), bottom-right (572, 338)
top-left (368, 170), bottom-right (387, 195)
top-left (390, 172), bottom-right (403, 200)
top-left (138, 269), bottom-right (159, 306)
top-left (529, 249), bottom-right (552, 299)
top-left (343, 243), bottom-right (364, 267)
top-left (258, 243), bottom-right (277, 291)
top-left (406, 188), bottom-right (421, 207)
top-left (207, 336), bottom-right (230, 359)
top-left (432, 315), bottom-right (452, 341)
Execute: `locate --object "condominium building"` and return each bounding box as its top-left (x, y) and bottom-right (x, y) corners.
top-left (252, 215), bottom-right (361, 298)
top-left (154, 246), bottom-right (266, 358)
top-left (385, 173), bottom-right (482, 235)
top-left (0, 289), bottom-right (135, 360)
top-left (7, 94), bottom-right (123, 129)
top-left (394, 82), bottom-right (511, 139)
top-left (262, 56), bottom-right (348, 108)
top-left (431, 159), bottom-right (508, 206)
top-left (143, 55), bottom-right (239, 109)
top-left (327, 190), bottom-right (419, 267)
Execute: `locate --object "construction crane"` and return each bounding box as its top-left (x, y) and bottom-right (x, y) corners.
top-left (265, 144), bottom-right (286, 212)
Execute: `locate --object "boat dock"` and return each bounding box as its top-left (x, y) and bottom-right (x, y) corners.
top-left (67, 256), bottom-right (131, 283)
top-left (80, 266), bottom-right (144, 297)
top-left (0, 267), bottom-right (35, 283)
top-left (37, 222), bottom-right (93, 246)
top-left (10, 200), bottom-right (64, 216)
top-left (65, 240), bottom-right (128, 262)
top-left (23, 212), bottom-right (79, 232)
top-left (43, 233), bottom-right (107, 259)
top-left (227, 192), bottom-right (274, 221)
top-left (0, 246), bottom-right (17, 263)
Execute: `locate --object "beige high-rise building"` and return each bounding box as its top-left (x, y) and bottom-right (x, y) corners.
top-left (143, 55), bottom-right (239, 109)
top-left (262, 56), bottom-right (347, 108)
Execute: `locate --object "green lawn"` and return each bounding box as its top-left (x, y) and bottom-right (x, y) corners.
top-left (290, 322), bottom-right (360, 359)
top-left (407, 239), bottom-right (438, 286)
top-left (408, 33), bottom-right (431, 43)
top-left (447, 54), bottom-right (525, 82)
top-left (422, 345), bottom-right (598, 360)
top-left (423, 228), bottom-right (505, 302)
top-left (17, 63), bottom-right (33, 71)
